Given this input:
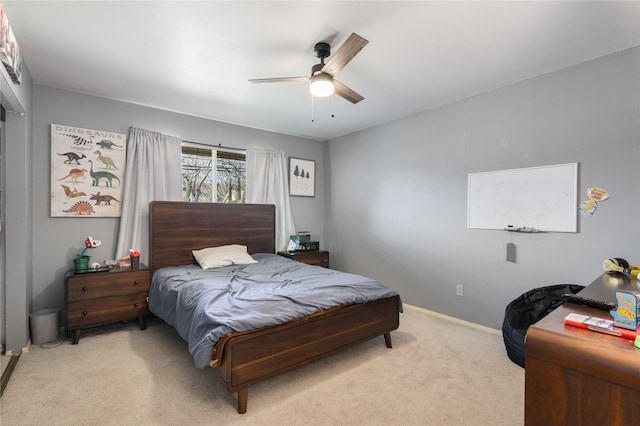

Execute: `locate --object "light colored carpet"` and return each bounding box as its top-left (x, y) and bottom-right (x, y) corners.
top-left (0, 306), bottom-right (523, 425)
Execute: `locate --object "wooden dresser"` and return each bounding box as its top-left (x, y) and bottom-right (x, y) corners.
top-left (64, 266), bottom-right (150, 344)
top-left (277, 250), bottom-right (330, 268)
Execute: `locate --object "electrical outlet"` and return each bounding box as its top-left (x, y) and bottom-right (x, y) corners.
top-left (456, 285), bottom-right (464, 296)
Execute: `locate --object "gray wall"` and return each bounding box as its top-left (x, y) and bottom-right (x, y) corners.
top-left (4, 84), bottom-right (325, 352)
top-left (325, 47), bottom-right (640, 330)
top-left (2, 62), bottom-right (33, 353)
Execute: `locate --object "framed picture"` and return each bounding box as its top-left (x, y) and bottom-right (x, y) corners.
top-left (289, 157), bottom-right (315, 197)
top-left (50, 124), bottom-right (127, 217)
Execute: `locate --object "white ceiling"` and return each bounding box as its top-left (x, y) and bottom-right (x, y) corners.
top-left (4, 1), bottom-right (640, 141)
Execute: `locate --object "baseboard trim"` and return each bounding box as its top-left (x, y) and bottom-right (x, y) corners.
top-left (1, 354), bottom-right (20, 397)
top-left (404, 304), bottom-right (502, 336)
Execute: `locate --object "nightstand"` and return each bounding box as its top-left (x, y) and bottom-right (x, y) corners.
top-left (64, 265), bottom-right (150, 344)
top-left (277, 250), bottom-right (330, 268)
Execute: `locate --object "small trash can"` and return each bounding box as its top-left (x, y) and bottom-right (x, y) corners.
top-left (29, 308), bottom-right (60, 344)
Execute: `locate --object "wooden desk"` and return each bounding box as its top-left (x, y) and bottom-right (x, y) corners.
top-left (525, 273), bottom-right (640, 425)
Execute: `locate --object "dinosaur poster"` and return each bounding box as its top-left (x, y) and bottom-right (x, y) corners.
top-left (50, 124), bottom-right (127, 217)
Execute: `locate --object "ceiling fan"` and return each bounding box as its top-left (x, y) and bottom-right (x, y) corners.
top-left (249, 33), bottom-right (369, 104)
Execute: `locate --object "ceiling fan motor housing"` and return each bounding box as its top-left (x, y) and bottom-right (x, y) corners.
top-left (314, 42), bottom-right (331, 59)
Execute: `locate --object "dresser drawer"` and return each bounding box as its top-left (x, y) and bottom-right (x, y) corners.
top-left (67, 293), bottom-right (149, 328)
top-left (277, 250), bottom-right (330, 268)
top-left (67, 270), bottom-right (150, 302)
top-left (300, 252), bottom-right (329, 267)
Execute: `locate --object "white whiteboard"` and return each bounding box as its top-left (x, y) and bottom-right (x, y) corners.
top-left (468, 163), bottom-right (578, 232)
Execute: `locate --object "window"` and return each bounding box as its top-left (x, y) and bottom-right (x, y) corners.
top-left (181, 144), bottom-right (246, 203)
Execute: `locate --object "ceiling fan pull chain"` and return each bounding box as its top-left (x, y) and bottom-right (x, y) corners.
top-left (331, 94), bottom-right (335, 118)
top-left (311, 95), bottom-right (315, 122)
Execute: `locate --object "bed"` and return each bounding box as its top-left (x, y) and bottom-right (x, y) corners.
top-left (148, 201), bottom-right (402, 413)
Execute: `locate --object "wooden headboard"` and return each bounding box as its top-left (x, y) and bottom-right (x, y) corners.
top-left (149, 201), bottom-right (276, 275)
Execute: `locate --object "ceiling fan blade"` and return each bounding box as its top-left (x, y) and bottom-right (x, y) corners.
top-left (321, 33), bottom-right (369, 77)
top-left (334, 80), bottom-right (364, 104)
top-left (249, 76), bottom-right (309, 83)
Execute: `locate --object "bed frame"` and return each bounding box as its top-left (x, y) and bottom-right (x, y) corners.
top-left (149, 201), bottom-right (400, 413)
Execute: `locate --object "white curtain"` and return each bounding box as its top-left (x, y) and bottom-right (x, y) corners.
top-left (246, 149), bottom-right (296, 252)
top-left (115, 127), bottom-right (182, 265)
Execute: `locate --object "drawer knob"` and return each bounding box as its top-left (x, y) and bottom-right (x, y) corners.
top-left (134, 303), bottom-right (139, 308)
top-left (82, 311), bottom-right (88, 316)
top-left (134, 281), bottom-right (139, 285)
top-left (82, 287), bottom-right (88, 291)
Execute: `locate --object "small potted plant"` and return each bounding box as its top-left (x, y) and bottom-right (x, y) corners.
top-left (74, 236), bottom-right (101, 272)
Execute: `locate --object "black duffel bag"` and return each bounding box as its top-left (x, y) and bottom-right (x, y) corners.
top-left (502, 283), bottom-right (584, 368)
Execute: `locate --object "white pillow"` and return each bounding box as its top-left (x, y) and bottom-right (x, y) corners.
top-left (192, 244), bottom-right (258, 269)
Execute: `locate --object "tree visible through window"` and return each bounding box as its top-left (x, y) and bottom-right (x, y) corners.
top-left (181, 144), bottom-right (246, 203)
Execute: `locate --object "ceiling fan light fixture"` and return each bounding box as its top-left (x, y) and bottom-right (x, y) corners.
top-left (309, 72), bottom-right (334, 97)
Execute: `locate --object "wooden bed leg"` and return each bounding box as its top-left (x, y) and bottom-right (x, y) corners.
top-left (138, 316), bottom-right (147, 330)
top-left (384, 332), bottom-right (392, 348)
top-left (237, 387), bottom-right (248, 414)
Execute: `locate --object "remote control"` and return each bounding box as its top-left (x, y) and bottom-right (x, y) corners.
top-left (562, 294), bottom-right (617, 311)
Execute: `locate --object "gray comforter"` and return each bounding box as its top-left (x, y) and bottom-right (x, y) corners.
top-left (148, 253), bottom-right (402, 368)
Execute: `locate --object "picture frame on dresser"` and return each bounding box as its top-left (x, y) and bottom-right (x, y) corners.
top-left (289, 157), bottom-right (315, 197)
